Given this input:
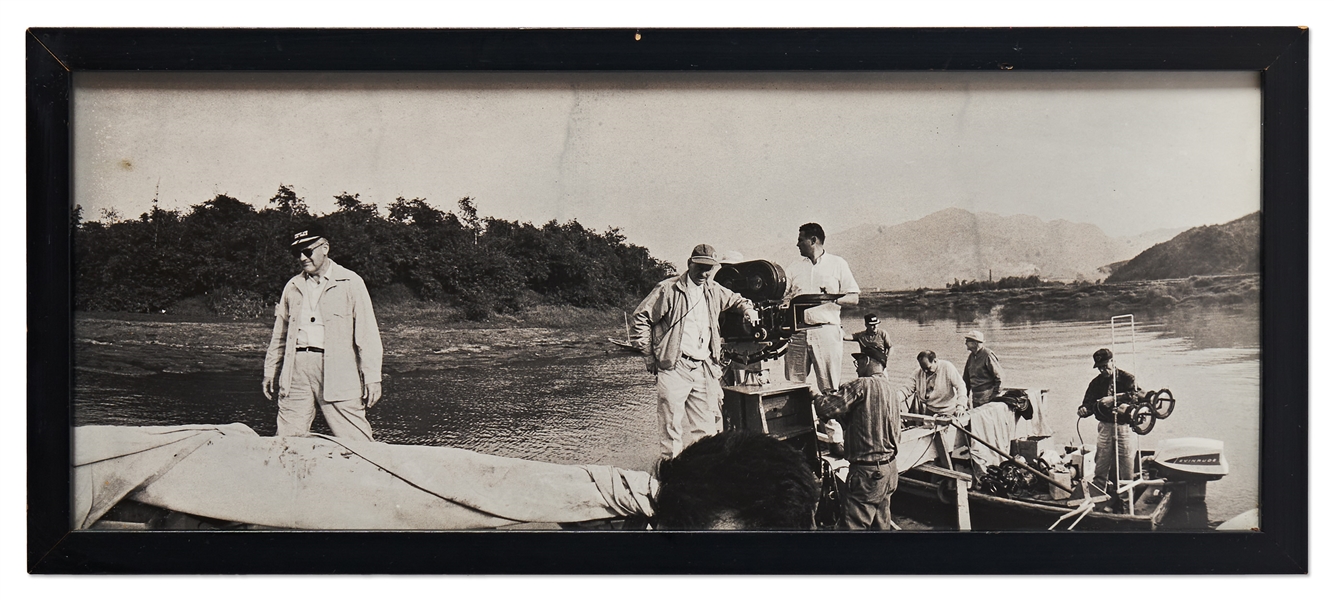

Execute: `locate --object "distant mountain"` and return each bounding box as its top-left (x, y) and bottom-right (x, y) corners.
top-left (1105, 212), bottom-right (1259, 282)
top-left (747, 208), bottom-right (1182, 290)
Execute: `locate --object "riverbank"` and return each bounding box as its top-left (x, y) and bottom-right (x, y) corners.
top-left (855, 274), bottom-right (1259, 323)
top-left (75, 303), bottom-right (631, 377)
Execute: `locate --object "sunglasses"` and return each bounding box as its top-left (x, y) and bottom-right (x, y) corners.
top-left (292, 242), bottom-right (326, 258)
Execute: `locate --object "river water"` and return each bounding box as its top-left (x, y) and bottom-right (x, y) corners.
top-left (74, 305), bottom-right (1259, 527)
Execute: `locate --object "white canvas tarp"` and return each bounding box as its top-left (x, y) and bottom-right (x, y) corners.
top-left (73, 424), bottom-right (655, 530)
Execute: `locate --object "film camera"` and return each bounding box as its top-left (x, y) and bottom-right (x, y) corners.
top-left (715, 259), bottom-right (843, 501)
top-left (713, 259), bottom-right (844, 365)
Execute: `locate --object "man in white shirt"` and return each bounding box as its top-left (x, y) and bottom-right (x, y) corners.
top-left (785, 223), bottom-right (860, 394)
top-left (899, 350), bottom-right (968, 417)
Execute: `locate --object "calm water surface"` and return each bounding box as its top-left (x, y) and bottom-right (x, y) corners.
top-left (75, 306), bottom-right (1259, 525)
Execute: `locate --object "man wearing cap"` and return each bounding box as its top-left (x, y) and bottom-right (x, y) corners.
top-left (786, 223), bottom-right (860, 394)
top-left (899, 350), bottom-right (968, 417)
top-left (846, 313), bottom-right (892, 358)
top-left (1078, 348), bottom-right (1140, 510)
top-left (632, 244), bottom-right (761, 460)
top-left (263, 224), bottom-right (383, 441)
top-left (814, 345), bottom-right (899, 530)
top-left (962, 330), bottom-right (1004, 407)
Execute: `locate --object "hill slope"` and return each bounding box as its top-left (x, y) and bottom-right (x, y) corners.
top-left (748, 208), bottom-right (1180, 290)
top-left (1105, 212), bottom-right (1260, 282)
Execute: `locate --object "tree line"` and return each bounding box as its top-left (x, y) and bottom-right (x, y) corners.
top-left (74, 185), bottom-right (676, 320)
top-left (944, 274), bottom-right (1051, 293)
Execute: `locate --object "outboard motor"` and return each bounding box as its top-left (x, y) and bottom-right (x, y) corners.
top-left (1142, 437), bottom-right (1229, 505)
top-left (1145, 437), bottom-right (1229, 481)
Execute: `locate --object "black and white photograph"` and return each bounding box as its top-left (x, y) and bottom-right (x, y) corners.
top-left (19, 18), bottom-right (1312, 580)
top-left (67, 69), bottom-right (1262, 533)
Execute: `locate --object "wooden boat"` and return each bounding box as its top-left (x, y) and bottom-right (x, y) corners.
top-left (814, 393), bottom-right (1226, 531)
top-left (607, 337), bottom-right (638, 351)
top-left (876, 415), bottom-right (1224, 531)
top-left (608, 311), bottom-right (639, 351)
top-left (877, 316), bottom-right (1228, 531)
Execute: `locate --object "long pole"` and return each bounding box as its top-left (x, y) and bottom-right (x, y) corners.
top-left (1109, 314), bottom-right (1137, 516)
top-left (949, 418), bottom-right (1074, 493)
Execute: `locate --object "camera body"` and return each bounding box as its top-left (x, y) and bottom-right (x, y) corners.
top-left (714, 259), bottom-right (840, 365)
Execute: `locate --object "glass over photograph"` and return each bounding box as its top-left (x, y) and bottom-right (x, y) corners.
top-left (69, 71), bottom-right (1261, 532)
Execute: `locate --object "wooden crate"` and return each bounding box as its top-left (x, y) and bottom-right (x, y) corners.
top-left (722, 381), bottom-right (819, 468)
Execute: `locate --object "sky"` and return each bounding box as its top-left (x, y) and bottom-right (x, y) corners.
top-left (73, 70), bottom-right (1261, 269)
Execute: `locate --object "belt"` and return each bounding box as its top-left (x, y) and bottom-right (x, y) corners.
top-left (296, 347), bottom-right (325, 353)
top-left (852, 458), bottom-right (894, 467)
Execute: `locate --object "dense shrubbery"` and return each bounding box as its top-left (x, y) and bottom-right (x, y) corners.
top-left (944, 274), bottom-right (1051, 293)
top-left (74, 186), bottom-right (675, 320)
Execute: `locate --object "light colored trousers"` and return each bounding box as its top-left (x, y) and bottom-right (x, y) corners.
top-left (1092, 421), bottom-right (1137, 496)
top-left (277, 351), bottom-right (374, 442)
top-left (656, 359), bottom-right (722, 460)
top-left (788, 324), bottom-right (843, 394)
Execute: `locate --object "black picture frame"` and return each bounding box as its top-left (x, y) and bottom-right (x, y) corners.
top-left (28, 27), bottom-right (1308, 574)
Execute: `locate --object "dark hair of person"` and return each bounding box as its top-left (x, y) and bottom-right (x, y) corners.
top-left (652, 430), bottom-right (819, 530)
top-left (917, 350), bottom-right (937, 362)
top-left (798, 222), bottom-right (826, 244)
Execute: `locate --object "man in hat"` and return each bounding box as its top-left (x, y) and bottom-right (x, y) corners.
top-left (263, 224), bottom-right (383, 441)
top-left (1078, 348), bottom-right (1140, 510)
top-left (899, 350), bottom-right (968, 417)
top-left (846, 313), bottom-right (892, 358)
top-left (786, 222), bottom-right (860, 394)
top-left (962, 329), bottom-right (1004, 407)
top-left (632, 244), bottom-right (761, 460)
top-left (815, 345), bottom-right (899, 530)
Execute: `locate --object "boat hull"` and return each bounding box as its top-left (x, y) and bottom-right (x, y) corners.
top-left (893, 472), bottom-right (1175, 531)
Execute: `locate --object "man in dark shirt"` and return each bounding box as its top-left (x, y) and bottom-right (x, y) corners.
top-left (814, 345), bottom-right (900, 530)
top-left (1077, 348), bottom-right (1140, 510)
top-left (846, 313), bottom-right (892, 358)
top-left (963, 329), bottom-right (1004, 406)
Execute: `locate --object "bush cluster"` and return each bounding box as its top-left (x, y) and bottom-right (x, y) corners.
top-left (74, 186), bottom-right (675, 320)
top-left (944, 274), bottom-right (1050, 293)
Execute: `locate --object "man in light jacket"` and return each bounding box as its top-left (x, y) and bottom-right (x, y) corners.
top-left (264, 224), bottom-right (383, 441)
top-left (633, 244), bottom-right (760, 460)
